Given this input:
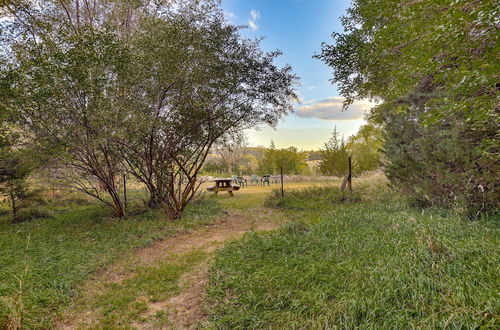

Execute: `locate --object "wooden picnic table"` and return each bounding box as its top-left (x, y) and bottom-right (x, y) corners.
top-left (207, 178), bottom-right (240, 196)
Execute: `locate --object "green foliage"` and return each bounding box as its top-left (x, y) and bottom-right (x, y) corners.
top-left (318, 126), bottom-right (349, 176)
top-left (206, 190), bottom-right (500, 328)
top-left (346, 123), bottom-right (383, 173)
top-left (2, 0), bottom-right (298, 220)
top-left (316, 0), bottom-right (499, 214)
top-left (258, 142), bottom-right (308, 175)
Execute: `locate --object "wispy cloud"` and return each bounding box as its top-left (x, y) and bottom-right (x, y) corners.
top-left (248, 9), bottom-right (260, 31)
top-left (295, 97), bottom-right (375, 121)
top-left (306, 86), bottom-right (316, 90)
top-left (224, 11), bottom-right (236, 21)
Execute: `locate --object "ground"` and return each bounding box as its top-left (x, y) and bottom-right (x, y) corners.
top-left (1, 176), bottom-right (498, 329)
top-left (57, 207), bottom-right (286, 329)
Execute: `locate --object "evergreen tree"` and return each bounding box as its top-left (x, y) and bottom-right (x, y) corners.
top-left (319, 127), bottom-right (349, 177)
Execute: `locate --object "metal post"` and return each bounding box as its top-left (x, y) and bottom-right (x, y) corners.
top-left (280, 166), bottom-right (284, 197)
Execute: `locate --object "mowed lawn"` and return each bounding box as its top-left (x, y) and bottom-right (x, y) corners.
top-left (205, 179), bottom-right (500, 328)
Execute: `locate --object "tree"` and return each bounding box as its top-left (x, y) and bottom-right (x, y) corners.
top-left (4, 27), bottom-right (132, 217)
top-left (116, 6), bottom-right (298, 219)
top-left (0, 148), bottom-right (32, 223)
top-left (258, 141), bottom-right (307, 175)
top-left (214, 132), bottom-right (249, 175)
top-left (316, 0), bottom-right (499, 214)
top-left (2, 0), bottom-right (298, 220)
top-left (0, 58), bottom-right (38, 222)
top-left (346, 123), bottom-right (383, 173)
top-left (319, 127), bottom-right (349, 177)
top-left (0, 108), bottom-right (33, 223)
top-left (0, 0), bottom-right (168, 218)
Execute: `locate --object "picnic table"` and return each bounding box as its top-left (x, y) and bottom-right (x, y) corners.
top-left (207, 178), bottom-right (240, 196)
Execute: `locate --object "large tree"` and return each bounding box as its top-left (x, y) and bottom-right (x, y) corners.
top-left (119, 12), bottom-right (298, 219)
top-left (0, 0), bottom-right (215, 217)
top-left (316, 0), bottom-right (498, 214)
top-left (2, 0), bottom-right (298, 220)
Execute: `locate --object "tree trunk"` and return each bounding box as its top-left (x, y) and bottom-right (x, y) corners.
top-left (108, 186), bottom-right (125, 218)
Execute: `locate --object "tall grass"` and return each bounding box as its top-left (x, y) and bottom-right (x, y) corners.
top-left (206, 184), bottom-right (500, 328)
top-left (0, 196), bottom-right (221, 329)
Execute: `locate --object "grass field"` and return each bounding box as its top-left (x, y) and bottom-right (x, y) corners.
top-left (205, 178), bottom-right (500, 328)
top-left (0, 175), bottom-right (498, 328)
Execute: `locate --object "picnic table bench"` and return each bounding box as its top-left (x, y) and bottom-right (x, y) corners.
top-left (207, 178), bottom-right (240, 196)
top-left (261, 174), bottom-right (271, 186)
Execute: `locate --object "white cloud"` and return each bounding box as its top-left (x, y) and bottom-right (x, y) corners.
top-left (250, 9), bottom-right (260, 21)
top-left (295, 97), bottom-right (375, 121)
top-left (248, 20), bottom-right (258, 31)
top-left (248, 9), bottom-right (260, 31)
top-left (306, 86), bottom-right (316, 90)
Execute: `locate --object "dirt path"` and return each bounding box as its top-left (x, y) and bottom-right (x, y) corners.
top-left (57, 207), bottom-right (284, 329)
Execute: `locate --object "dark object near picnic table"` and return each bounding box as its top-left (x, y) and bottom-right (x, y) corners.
top-left (207, 178), bottom-right (240, 196)
top-left (236, 176), bottom-right (247, 187)
top-left (261, 174), bottom-right (271, 186)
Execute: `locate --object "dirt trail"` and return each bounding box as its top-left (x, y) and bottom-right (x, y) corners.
top-left (58, 208), bottom-right (283, 329)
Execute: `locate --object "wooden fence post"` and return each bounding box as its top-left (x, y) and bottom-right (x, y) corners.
top-left (280, 166), bottom-right (284, 197)
top-left (340, 156), bottom-right (353, 192)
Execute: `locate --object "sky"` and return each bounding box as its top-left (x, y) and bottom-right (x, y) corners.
top-left (222, 0), bottom-right (373, 150)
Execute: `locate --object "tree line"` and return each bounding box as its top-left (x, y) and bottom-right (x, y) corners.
top-left (0, 0), bottom-right (298, 221)
top-left (203, 124), bottom-right (382, 177)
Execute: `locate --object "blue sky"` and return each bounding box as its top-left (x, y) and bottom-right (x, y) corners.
top-left (222, 0), bottom-right (372, 150)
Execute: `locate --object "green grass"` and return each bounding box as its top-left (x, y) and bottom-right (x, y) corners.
top-left (0, 196), bottom-right (221, 329)
top-left (206, 185), bottom-right (500, 328)
top-left (93, 250), bottom-right (207, 328)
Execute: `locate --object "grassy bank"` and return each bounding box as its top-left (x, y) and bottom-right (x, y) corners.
top-left (206, 183), bottom-right (500, 328)
top-left (0, 196), bottom-right (221, 329)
